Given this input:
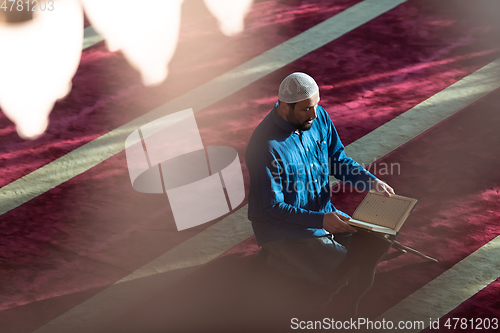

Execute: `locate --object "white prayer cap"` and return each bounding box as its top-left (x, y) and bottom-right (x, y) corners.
top-left (278, 72), bottom-right (319, 103)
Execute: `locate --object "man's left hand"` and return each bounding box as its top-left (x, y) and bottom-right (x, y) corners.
top-left (371, 179), bottom-right (395, 197)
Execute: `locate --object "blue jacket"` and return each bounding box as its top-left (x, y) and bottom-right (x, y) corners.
top-left (246, 105), bottom-right (376, 246)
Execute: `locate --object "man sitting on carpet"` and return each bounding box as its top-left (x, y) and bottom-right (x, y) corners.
top-left (245, 72), bottom-right (395, 314)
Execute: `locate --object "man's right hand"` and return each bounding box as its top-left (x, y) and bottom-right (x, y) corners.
top-left (322, 212), bottom-right (357, 234)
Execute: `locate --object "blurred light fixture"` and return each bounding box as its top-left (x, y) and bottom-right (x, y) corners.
top-left (204, 0), bottom-right (253, 36)
top-left (81, 0), bottom-right (184, 86)
top-left (0, 0), bottom-right (83, 139)
top-left (0, 0), bottom-right (254, 139)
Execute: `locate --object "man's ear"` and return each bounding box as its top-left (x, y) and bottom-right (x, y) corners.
top-left (278, 100), bottom-right (291, 116)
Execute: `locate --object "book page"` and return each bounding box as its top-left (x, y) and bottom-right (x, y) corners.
top-left (352, 193), bottom-right (416, 230)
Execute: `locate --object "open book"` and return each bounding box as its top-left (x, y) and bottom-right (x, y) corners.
top-left (348, 192), bottom-right (418, 235)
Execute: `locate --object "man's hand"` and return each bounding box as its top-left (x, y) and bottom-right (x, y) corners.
top-left (371, 179), bottom-right (395, 197)
top-left (323, 212), bottom-right (357, 234)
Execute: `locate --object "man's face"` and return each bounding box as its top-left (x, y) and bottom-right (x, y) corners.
top-left (285, 92), bottom-right (320, 131)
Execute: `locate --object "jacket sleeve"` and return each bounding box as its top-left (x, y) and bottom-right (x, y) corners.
top-left (252, 150), bottom-right (325, 229)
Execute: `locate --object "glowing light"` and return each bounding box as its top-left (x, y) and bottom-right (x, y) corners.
top-left (81, 0), bottom-right (184, 86)
top-left (0, 0), bottom-right (83, 139)
top-left (204, 0), bottom-right (253, 36)
top-left (0, 0), bottom-right (255, 140)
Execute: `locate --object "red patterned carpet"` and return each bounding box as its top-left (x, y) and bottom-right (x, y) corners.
top-left (99, 87), bottom-right (500, 333)
top-left (0, 0), bottom-right (499, 332)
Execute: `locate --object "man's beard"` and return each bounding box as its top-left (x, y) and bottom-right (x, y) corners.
top-left (294, 118), bottom-right (314, 131)
top-left (287, 110), bottom-right (314, 131)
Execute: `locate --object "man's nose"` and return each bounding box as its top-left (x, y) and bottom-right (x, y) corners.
top-left (310, 107), bottom-right (317, 119)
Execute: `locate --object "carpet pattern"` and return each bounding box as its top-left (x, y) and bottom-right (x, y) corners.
top-left (1, 0), bottom-right (499, 332)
